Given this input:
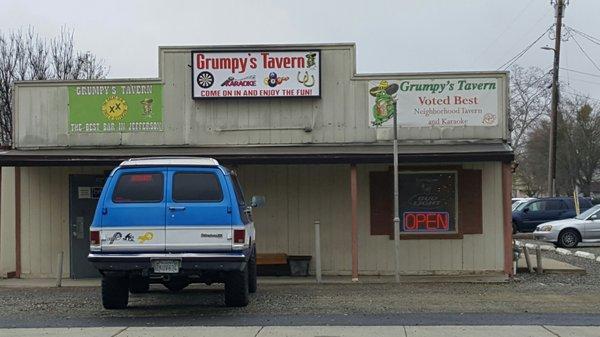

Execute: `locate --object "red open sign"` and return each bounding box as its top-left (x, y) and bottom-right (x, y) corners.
top-left (403, 212), bottom-right (450, 232)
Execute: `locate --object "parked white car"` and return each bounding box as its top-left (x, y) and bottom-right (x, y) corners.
top-left (533, 204), bottom-right (600, 248)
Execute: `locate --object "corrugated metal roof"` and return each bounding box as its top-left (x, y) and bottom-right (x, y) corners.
top-left (0, 143), bottom-right (513, 166)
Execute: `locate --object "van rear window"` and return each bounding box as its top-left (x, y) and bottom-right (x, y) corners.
top-left (112, 173), bottom-right (164, 203)
top-left (172, 173), bottom-right (223, 202)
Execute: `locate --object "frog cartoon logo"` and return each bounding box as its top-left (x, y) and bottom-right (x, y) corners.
top-left (369, 80), bottom-right (399, 126)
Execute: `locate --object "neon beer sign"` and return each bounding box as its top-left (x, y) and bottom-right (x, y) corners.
top-left (403, 212), bottom-right (450, 232)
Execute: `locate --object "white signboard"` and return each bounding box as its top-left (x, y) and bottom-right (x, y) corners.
top-left (368, 78), bottom-right (500, 128)
top-left (191, 50), bottom-right (320, 99)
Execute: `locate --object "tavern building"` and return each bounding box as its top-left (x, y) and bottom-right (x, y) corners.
top-left (0, 43), bottom-right (513, 279)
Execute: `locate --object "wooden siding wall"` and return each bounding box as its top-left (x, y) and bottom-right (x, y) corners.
top-left (9, 162), bottom-right (504, 278)
top-left (238, 162), bottom-right (505, 275)
top-left (0, 167), bottom-right (16, 277)
top-left (17, 167), bottom-right (109, 278)
top-left (14, 45), bottom-right (508, 149)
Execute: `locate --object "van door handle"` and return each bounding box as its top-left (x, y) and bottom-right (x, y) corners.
top-left (169, 206), bottom-right (186, 211)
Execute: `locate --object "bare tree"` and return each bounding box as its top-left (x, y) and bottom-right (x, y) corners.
top-left (0, 27), bottom-right (107, 145)
top-left (509, 65), bottom-right (552, 155)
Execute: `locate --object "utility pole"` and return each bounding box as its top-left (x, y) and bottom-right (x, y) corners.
top-left (393, 105), bottom-right (400, 283)
top-left (547, 0), bottom-right (566, 197)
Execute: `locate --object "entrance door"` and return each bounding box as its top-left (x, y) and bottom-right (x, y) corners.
top-left (69, 174), bottom-right (105, 278)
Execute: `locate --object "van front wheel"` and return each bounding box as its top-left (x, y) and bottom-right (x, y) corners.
top-left (224, 266), bottom-right (249, 307)
top-left (102, 275), bottom-right (129, 309)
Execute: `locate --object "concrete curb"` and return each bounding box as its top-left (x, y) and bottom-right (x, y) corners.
top-left (540, 245), bottom-right (556, 251)
top-left (574, 251), bottom-right (596, 260)
top-left (555, 248), bottom-right (572, 255)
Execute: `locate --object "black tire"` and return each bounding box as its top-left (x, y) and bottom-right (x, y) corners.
top-left (558, 229), bottom-right (580, 248)
top-left (102, 276), bottom-right (129, 309)
top-left (248, 248), bottom-right (257, 294)
top-left (224, 266), bottom-right (249, 307)
top-left (129, 276), bottom-right (150, 294)
top-left (163, 278), bottom-right (190, 292)
top-left (512, 222), bottom-right (518, 235)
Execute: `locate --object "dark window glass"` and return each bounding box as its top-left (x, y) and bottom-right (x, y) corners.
top-left (231, 174), bottom-right (246, 206)
top-left (399, 172), bottom-right (457, 233)
top-left (529, 201), bottom-right (545, 211)
top-left (544, 200), bottom-right (564, 210)
top-left (172, 173), bottom-right (223, 202)
top-left (112, 173), bottom-right (164, 203)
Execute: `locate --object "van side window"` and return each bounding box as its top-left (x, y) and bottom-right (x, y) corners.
top-left (113, 173), bottom-right (164, 203)
top-left (231, 174), bottom-right (246, 206)
top-left (172, 173), bottom-right (223, 202)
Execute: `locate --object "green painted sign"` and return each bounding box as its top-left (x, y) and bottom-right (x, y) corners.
top-left (68, 83), bottom-right (163, 133)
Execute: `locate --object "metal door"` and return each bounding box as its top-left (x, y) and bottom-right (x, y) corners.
top-left (69, 175), bottom-right (105, 278)
top-left (165, 168), bottom-right (232, 252)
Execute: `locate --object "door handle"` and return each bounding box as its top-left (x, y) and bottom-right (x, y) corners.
top-left (169, 206), bottom-right (186, 211)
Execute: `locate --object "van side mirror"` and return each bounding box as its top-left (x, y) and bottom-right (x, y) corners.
top-left (251, 195), bottom-right (265, 208)
top-left (523, 207), bottom-right (530, 213)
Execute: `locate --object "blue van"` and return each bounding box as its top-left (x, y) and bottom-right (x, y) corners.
top-left (88, 157), bottom-right (263, 309)
top-left (512, 197), bottom-right (592, 233)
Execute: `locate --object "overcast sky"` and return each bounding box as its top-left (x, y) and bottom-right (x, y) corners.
top-left (2, 0), bottom-right (600, 98)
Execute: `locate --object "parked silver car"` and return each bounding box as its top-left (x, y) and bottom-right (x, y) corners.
top-left (533, 204), bottom-right (600, 248)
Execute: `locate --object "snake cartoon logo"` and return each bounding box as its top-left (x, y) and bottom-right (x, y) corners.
top-left (264, 72), bottom-right (289, 88)
top-left (369, 80), bottom-right (399, 126)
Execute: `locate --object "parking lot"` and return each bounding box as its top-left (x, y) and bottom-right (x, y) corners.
top-left (2, 269), bottom-right (600, 328)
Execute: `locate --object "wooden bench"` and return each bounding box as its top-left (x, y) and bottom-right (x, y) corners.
top-left (256, 253), bottom-right (288, 265)
top-left (256, 253), bottom-right (289, 276)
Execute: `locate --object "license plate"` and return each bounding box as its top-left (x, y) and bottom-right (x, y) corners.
top-left (152, 260), bottom-right (180, 273)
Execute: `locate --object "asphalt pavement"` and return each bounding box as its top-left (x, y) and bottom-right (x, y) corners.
top-left (1, 325), bottom-right (599, 337)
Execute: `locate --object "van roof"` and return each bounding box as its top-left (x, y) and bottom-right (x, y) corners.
top-left (119, 157), bottom-right (220, 167)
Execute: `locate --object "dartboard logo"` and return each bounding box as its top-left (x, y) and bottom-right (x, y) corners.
top-left (196, 71), bottom-right (214, 88)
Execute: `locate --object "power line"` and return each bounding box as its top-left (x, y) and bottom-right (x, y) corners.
top-left (473, 0), bottom-right (538, 63)
top-left (497, 26), bottom-right (553, 70)
top-left (567, 26), bottom-right (600, 46)
top-left (567, 28), bottom-right (600, 74)
top-left (563, 86), bottom-right (600, 104)
top-left (560, 67), bottom-right (600, 79)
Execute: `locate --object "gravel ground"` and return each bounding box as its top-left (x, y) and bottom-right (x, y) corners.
top-left (2, 241), bottom-right (600, 326)
top-left (1, 270), bottom-right (600, 324)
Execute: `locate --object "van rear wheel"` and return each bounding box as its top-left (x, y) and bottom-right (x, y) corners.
top-left (224, 266), bottom-right (249, 307)
top-left (102, 275), bottom-right (129, 309)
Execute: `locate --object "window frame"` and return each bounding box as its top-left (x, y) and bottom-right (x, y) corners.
top-left (397, 170), bottom-right (459, 235)
top-left (171, 171), bottom-right (224, 203)
top-left (111, 172), bottom-right (165, 204)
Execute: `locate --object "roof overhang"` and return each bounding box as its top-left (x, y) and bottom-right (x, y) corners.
top-left (0, 143), bottom-right (514, 166)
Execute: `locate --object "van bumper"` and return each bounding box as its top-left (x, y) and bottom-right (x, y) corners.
top-left (88, 252), bottom-right (248, 272)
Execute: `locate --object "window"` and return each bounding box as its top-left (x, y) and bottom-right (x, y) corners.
top-left (172, 173), bottom-right (223, 202)
top-left (528, 201), bottom-right (547, 211)
top-left (546, 200), bottom-right (567, 210)
top-left (369, 168), bottom-right (482, 238)
top-left (398, 172), bottom-right (457, 233)
top-left (112, 173), bottom-right (164, 203)
top-left (231, 174), bottom-right (246, 206)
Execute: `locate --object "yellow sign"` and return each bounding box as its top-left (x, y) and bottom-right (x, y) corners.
top-left (138, 232), bottom-right (154, 243)
top-left (101, 96), bottom-right (128, 121)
